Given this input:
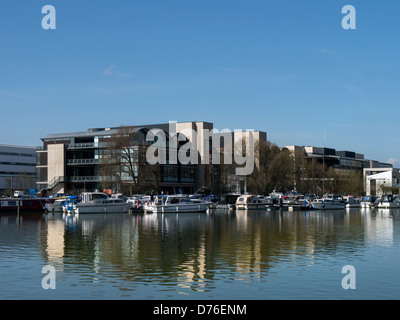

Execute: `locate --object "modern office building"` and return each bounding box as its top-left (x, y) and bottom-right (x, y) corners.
top-left (284, 145), bottom-right (392, 173)
top-left (284, 145), bottom-right (395, 194)
top-left (0, 144), bottom-right (37, 195)
top-left (37, 121), bottom-right (267, 195)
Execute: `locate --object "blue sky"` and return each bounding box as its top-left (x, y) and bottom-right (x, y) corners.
top-left (1, 1), bottom-right (400, 165)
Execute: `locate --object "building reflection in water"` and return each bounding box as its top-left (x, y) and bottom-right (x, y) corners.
top-left (45, 218), bottom-right (65, 268)
top-left (38, 208), bottom-right (400, 295)
top-left (364, 208), bottom-right (394, 247)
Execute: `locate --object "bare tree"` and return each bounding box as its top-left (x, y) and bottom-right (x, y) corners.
top-left (100, 126), bottom-right (160, 194)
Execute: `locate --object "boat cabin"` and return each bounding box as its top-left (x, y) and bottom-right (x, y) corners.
top-left (81, 192), bottom-right (109, 203)
top-left (323, 194), bottom-right (345, 202)
top-left (151, 195), bottom-right (196, 205)
top-left (361, 196), bottom-right (377, 203)
top-left (111, 193), bottom-right (127, 202)
top-left (381, 194), bottom-right (395, 203)
top-left (236, 195), bottom-right (265, 205)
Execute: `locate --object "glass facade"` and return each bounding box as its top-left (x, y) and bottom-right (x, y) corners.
top-left (37, 126), bottom-right (202, 193)
top-left (339, 158), bottom-right (364, 170)
top-left (181, 166), bottom-right (195, 183)
top-left (163, 166), bottom-right (178, 182)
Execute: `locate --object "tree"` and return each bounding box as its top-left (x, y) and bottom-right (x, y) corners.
top-left (246, 141), bottom-right (296, 195)
top-left (247, 140), bottom-right (279, 194)
top-left (100, 126), bottom-right (160, 194)
top-left (336, 170), bottom-right (364, 195)
top-left (268, 148), bottom-right (294, 193)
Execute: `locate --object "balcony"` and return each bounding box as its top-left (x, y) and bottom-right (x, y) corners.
top-left (69, 176), bottom-right (116, 182)
top-left (67, 159), bottom-right (98, 166)
top-left (67, 142), bottom-right (109, 149)
top-left (67, 143), bottom-right (95, 149)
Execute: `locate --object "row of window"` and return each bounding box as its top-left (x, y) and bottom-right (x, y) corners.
top-left (163, 166), bottom-right (195, 183)
top-left (0, 172), bottom-right (36, 176)
top-left (0, 162), bottom-right (36, 167)
top-left (339, 158), bottom-right (363, 169)
top-left (0, 152), bottom-right (35, 158)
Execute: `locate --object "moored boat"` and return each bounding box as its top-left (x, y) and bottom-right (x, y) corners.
top-left (345, 196), bottom-right (361, 208)
top-left (360, 196), bottom-right (378, 208)
top-left (143, 195), bottom-right (211, 213)
top-left (377, 194), bottom-right (400, 209)
top-left (0, 197), bottom-right (53, 213)
top-left (235, 194), bottom-right (272, 210)
top-left (311, 194), bottom-right (345, 210)
top-left (74, 192), bottom-right (131, 214)
top-left (45, 193), bottom-right (73, 212)
top-left (212, 194), bottom-right (241, 211)
top-left (45, 199), bottom-right (65, 212)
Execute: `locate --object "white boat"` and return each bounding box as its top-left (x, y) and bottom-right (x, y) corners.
top-left (45, 194), bottom-right (71, 212)
top-left (46, 198), bottom-right (66, 212)
top-left (360, 196), bottom-right (378, 208)
top-left (75, 192), bottom-right (131, 214)
top-left (217, 194), bottom-right (241, 211)
top-left (235, 195), bottom-right (271, 210)
top-left (377, 194), bottom-right (400, 209)
top-left (345, 196), bottom-right (361, 208)
top-left (311, 194), bottom-right (346, 210)
top-left (143, 195), bottom-right (211, 213)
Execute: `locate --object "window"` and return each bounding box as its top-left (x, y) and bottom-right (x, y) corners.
top-left (0, 152), bottom-right (35, 157)
top-left (163, 166), bottom-right (178, 182)
top-left (181, 166), bottom-right (195, 183)
top-left (0, 162), bottom-right (36, 166)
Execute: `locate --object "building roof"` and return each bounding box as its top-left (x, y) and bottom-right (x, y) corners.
top-left (42, 128), bottom-right (118, 140)
top-left (0, 144), bottom-right (36, 150)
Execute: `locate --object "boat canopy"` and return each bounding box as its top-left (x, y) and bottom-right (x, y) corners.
top-left (236, 195), bottom-right (265, 204)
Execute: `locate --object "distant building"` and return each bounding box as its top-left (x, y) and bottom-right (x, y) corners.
top-left (0, 144), bottom-right (36, 195)
top-left (284, 145), bottom-right (393, 194)
top-left (284, 145), bottom-right (392, 173)
top-left (364, 168), bottom-right (400, 196)
top-left (211, 130), bottom-right (267, 194)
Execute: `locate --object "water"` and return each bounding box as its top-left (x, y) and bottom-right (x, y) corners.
top-left (1, 208), bottom-right (400, 300)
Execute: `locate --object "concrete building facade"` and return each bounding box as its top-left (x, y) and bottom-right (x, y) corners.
top-left (364, 168), bottom-right (400, 196)
top-left (37, 121), bottom-right (267, 195)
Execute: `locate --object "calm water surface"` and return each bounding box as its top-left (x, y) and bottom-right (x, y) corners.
top-left (1, 208), bottom-right (400, 300)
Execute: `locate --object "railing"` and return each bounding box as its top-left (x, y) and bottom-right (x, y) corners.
top-left (67, 142), bottom-right (109, 149)
top-left (67, 159), bottom-right (98, 165)
top-left (47, 175), bottom-right (119, 189)
top-left (67, 143), bottom-right (95, 149)
top-left (48, 176), bottom-right (66, 189)
top-left (69, 176), bottom-right (98, 182)
top-left (69, 176), bottom-right (117, 182)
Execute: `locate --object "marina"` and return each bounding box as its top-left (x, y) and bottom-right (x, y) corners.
top-left (2, 190), bottom-right (400, 215)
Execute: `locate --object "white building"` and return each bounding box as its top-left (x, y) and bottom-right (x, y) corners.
top-left (0, 144), bottom-right (37, 195)
top-left (364, 168), bottom-right (400, 196)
